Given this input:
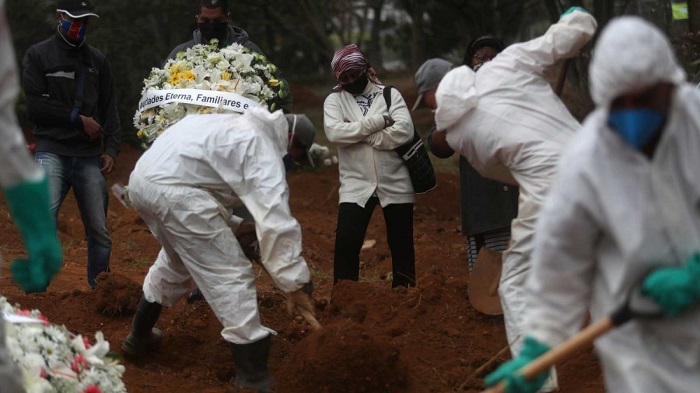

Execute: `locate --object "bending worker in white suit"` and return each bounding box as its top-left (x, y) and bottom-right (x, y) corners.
top-left (433, 8), bottom-right (597, 391)
top-left (486, 16), bottom-right (700, 393)
top-left (0, 2), bottom-right (63, 391)
top-left (122, 108), bottom-right (316, 393)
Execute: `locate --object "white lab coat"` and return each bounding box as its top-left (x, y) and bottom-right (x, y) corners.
top-left (525, 17), bottom-right (700, 393)
top-left (128, 109), bottom-right (311, 344)
top-left (324, 82), bottom-right (414, 207)
top-left (433, 9), bottom-right (597, 381)
top-left (1, 2), bottom-right (38, 391)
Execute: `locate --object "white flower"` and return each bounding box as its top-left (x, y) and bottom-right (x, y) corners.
top-left (134, 40), bottom-right (291, 148)
top-left (1, 296), bottom-right (126, 393)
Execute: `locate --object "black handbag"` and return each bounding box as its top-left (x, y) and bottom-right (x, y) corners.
top-left (383, 86), bottom-right (437, 194)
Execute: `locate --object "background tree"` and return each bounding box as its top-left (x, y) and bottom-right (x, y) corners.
top-left (6, 0), bottom-right (695, 146)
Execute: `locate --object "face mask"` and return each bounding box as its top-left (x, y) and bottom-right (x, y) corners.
top-left (607, 108), bottom-right (665, 150)
top-left (342, 74), bottom-right (369, 95)
top-left (59, 16), bottom-right (87, 43)
top-left (282, 154), bottom-right (296, 171)
top-left (199, 22), bottom-right (228, 44)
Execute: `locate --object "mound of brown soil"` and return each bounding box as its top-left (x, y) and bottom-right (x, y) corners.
top-left (94, 272), bottom-right (143, 316)
top-left (286, 320), bottom-right (408, 392)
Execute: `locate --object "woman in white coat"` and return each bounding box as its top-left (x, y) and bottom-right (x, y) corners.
top-left (434, 8), bottom-right (597, 392)
top-left (324, 44), bottom-right (416, 288)
top-left (486, 16), bottom-right (700, 393)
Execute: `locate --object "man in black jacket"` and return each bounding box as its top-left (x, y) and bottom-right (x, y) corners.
top-left (22, 0), bottom-right (121, 289)
top-left (166, 0), bottom-right (263, 61)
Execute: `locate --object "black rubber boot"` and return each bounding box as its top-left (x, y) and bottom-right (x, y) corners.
top-left (230, 334), bottom-right (274, 393)
top-left (122, 295), bottom-right (163, 356)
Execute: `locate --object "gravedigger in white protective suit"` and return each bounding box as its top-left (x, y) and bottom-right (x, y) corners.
top-left (486, 16), bottom-right (700, 393)
top-left (433, 8), bottom-right (597, 392)
top-left (121, 108), bottom-right (316, 393)
top-left (0, 2), bottom-right (63, 392)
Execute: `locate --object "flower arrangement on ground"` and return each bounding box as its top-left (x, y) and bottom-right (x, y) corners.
top-left (133, 39), bottom-right (292, 148)
top-left (1, 296), bottom-right (126, 393)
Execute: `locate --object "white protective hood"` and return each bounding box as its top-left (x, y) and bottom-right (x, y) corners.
top-left (243, 106), bottom-right (290, 157)
top-left (589, 16), bottom-right (686, 107)
top-left (434, 65), bottom-right (478, 131)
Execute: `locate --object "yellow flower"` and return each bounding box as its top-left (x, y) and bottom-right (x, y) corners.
top-left (268, 79), bottom-right (280, 87)
top-left (221, 72), bottom-right (232, 81)
top-left (136, 130), bottom-right (144, 139)
top-left (168, 73), bottom-right (180, 84)
top-left (169, 61), bottom-right (187, 75)
top-left (182, 71), bottom-right (195, 81)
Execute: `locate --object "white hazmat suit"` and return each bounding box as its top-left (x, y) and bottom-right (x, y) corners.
top-left (433, 9), bottom-right (597, 385)
top-left (128, 108), bottom-right (311, 344)
top-left (1, 1), bottom-right (42, 391)
top-left (524, 17), bottom-right (700, 392)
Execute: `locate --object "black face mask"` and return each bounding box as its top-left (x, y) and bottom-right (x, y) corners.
top-left (199, 22), bottom-right (228, 44)
top-left (342, 74), bottom-right (369, 95)
top-left (282, 154), bottom-right (296, 172)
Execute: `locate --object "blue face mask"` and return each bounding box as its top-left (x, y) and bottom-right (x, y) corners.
top-left (607, 108), bottom-right (665, 150)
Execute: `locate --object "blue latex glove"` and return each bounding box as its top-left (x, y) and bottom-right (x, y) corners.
top-left (641, 253), bottom-right (700, 316)
top-left (485, 336), bottom-right (551, 393)
top-left (560, 6), bottom-right (587, 18)
top-left (3, 175), bottom-right (63, 293)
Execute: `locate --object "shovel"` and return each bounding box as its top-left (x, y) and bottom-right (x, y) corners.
top-left (468, 247), bottom-right (504, 315)
top-left (481, 289), bottom-right (663, 393)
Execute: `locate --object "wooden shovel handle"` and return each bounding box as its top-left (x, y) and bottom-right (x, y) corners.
top-left (482, 317), bottom-right (614, 393)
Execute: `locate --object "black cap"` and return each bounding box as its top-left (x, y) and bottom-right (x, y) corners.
top-left (57, 0), bottom-right (99, 18)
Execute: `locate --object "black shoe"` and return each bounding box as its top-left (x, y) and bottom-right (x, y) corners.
top-left (122, 295), bottom-right (163, 356)
top-left (230, 335), bottom-right (274, 392)
top-left (187, 288), bottom-right (206, 304)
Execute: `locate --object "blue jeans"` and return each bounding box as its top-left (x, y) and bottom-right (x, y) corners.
top-left (36, 152), bottom-right (111, 288)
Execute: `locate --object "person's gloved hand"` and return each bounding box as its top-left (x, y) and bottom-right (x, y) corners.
top-left (641, 253), bottom-right (700, 316)
top-left (560, 6), bottom-right (588, 18)
top-left (485, 336), bottom-right (551, 393)
top-left (286, 282), bottom-right (316, 324)
top-left (3, 175), bottom-right (63, 293)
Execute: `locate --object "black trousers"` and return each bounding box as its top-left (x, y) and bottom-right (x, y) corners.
top-left (333, 197), bottom-right (416, 287)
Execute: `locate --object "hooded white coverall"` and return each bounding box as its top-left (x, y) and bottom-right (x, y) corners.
top-left (524, 17), bottom-right (700, 392)
top-left (128, 108), bottom-right (311, 345)
top-left (1, 1), bottom-right (41, 391)
top-left (434, 10), bottom-right (597, 383)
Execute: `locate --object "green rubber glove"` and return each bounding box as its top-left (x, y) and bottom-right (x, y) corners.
top-left (560, 6), bottom-right (587, 19)
top-left (485, 336), bottom-right (551, 393)
top-left (3, 175), bottom-right (63, 293)
top-left (641, 253), bottom-right (700, 316)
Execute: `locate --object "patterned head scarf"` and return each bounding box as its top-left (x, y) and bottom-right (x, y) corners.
top-left (331, 44), bottom-right (382, 91)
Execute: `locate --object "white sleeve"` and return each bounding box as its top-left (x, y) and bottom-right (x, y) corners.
top-left (500, 10), bottom-right (597, 77)
top-left (323, 93), bottom-right (385, 147)
top-left (524, 164), bottom-right (600, 347)
top-left (365, 88), bottom-right (414, 150)
top-left (212, 131), bottom-right (311, 293)
top-left (0, 6), bottom-right (42, 187)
